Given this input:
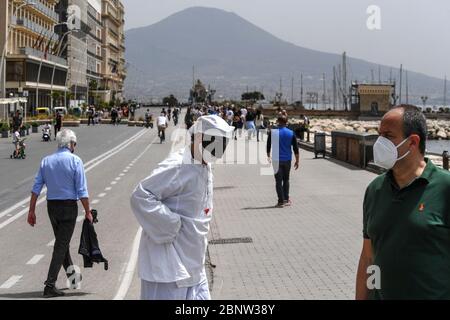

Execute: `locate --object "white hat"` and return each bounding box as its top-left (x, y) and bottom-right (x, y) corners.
top-left (189, 115), bottom-right (235, 137)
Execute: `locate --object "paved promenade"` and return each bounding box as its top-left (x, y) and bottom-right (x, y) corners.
top-left (208, 136), bottom-right (377, 300)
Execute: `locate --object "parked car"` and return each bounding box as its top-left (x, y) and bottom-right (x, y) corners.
top-left (70, 106), bottom-right (82, 117)
top-left (54, 107), bottom-right (68, 115)
top-left (36, 107), bottom-right (51, 117)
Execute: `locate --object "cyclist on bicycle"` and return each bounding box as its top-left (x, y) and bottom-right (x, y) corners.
top-left (157, 112), bottom-right (168, 142)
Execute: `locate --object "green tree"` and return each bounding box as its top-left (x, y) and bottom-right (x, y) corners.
top-left (241, 91), bottom-right (265, 101)
top-left (52, 91), bottom-right (62, 106)
top-left (162, 94), bottom-right (178, 107)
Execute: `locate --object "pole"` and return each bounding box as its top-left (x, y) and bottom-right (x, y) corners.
top-left (50, 31), bottom-right (71, 112)
top-left (35, 27), bottom-right (53, 111)
top-left (338, 64), bottom-right (342, 109)
top-left (406, 70), bottom-right (409, 104)
top-left (333, 66), bottom-right (337, 111)
top-left (399, 64), bottom-right (403, 104)
top-left (300, 73), bottom-right (303, 106)
top-left (36, 56), bottom-right (45, 110)
top-left (322, 73), bottom-right (326, 110)
top-left (343, 52), bottom-right (347, 111)
top-left (291, 77), bottom-right (294, 105)
top-left (378, 66), bottom-right (381, 84)
top-left (444, 75), bottom-right (447, 107)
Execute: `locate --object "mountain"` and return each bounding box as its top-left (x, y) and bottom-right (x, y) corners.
top-left (124, 6), bottom-right (445, 104)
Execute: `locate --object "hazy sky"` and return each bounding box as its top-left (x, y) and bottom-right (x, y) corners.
top-left (122, 0), bottom-right (450, 80)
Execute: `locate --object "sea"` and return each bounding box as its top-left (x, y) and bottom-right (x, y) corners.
top-left (427, 140), bottom-right (450, 155)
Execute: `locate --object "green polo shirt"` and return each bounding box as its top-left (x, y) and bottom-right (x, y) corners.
top-left (363, 159), bottom-right (450, 300)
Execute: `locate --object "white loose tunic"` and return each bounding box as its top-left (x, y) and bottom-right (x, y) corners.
top-left (130, 148), bottom-right (213, 288)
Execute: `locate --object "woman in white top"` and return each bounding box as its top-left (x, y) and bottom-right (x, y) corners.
top-left (255, 109), bottom-right (265, 142)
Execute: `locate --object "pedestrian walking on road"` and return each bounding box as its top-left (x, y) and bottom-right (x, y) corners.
top-left (28, 129), bottom-right (93, 298)
top-left (267, 115), bottom-right (300, 208)
top-left (87, 106), bottom-right (95, 126)
top-left (54, 111), bottom-right (62, 139)
top-left (185, 107), bottom-right (195, 130)
top-left (356, 105), bottom-right (450, 300)
top-left (255, 109), bottom-right (266, 142)
top-left (12, 110), bottom-right (23, 132)
top-left (130, 115), bottom-right (234, 300)
top-left (245, 108), bottom-right (257, 140)
top-left (232, 110), bottom-right (242, 140)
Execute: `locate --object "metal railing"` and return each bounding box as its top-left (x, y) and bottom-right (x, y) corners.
top-left (12, 15), bottom-right (60, 41)
top-left (19, 47), bottom-right (68, 66)
top-left (32, 1), bottom-right (59, 21)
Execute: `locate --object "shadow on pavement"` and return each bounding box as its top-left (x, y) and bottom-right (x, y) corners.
top-left (242, 205), bottom-right (280, 210)
top-left (214, 186), bottom-right (236, 191)
top-left (302, 155), bottom-right (366, 172)
top-left (0, 291), bottom-right (90, 299)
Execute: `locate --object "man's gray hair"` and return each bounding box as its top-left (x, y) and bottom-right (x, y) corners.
top-left (56, 129), bottom-right (77, 149)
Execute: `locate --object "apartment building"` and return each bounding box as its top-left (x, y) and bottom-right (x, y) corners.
top-left (0, 0), bottom-right (126, 111)
top-left (56, 0), bottom-right (89, 108)
top-left (86, 0), bottom-right (103, 105)
top-left (0, 0), bottom-right (68, 112)
top-left (101, 0), bottom-right (125, 103)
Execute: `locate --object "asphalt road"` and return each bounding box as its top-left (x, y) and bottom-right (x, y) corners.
top-left (0, 107), bottom-right (182, 299)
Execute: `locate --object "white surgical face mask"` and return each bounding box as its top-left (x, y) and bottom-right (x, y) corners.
top-left (373, 136), bottom-right (411, 170)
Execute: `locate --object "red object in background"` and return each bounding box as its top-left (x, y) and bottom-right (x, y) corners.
top-left (204, 208), bottom-right (210, 216)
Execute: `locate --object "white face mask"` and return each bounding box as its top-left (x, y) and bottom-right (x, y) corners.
top-left (373, 136), bottom-right (411, 170)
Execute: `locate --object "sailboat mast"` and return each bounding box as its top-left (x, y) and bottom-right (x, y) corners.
top-left (399, 64), bottom-right (403, 104)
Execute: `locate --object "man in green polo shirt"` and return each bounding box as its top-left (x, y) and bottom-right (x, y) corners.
top-left (356, 104), bottom-right (450, 300)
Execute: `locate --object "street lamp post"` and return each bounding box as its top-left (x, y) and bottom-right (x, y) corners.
top-left (0, 1), bottom-right (36, 98)
top-left (36, 22), bottom-right (68, 112)
top-left (50, 29), bottom-right (78, 112)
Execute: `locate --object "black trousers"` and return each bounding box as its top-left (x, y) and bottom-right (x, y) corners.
top-left (88, 116), bottom-right (94, 126)
top-left (273, 161), bottom-right (292, 204)
top-left (54, 125), bottom-right (61, 138)
top-left (45, 201), bottom-right (78, 287)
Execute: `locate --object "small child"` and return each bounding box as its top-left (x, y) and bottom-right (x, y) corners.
top-left (13, 129), bottom-right (21, 157)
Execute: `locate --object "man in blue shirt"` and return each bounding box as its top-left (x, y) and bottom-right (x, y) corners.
top-left (267, 115), bottom-right (300, 207)
top-left (28, 129), bottom-right (93, 298)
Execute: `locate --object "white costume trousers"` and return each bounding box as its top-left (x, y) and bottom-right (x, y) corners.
top-left (141, 279), bottom-right (211, 300)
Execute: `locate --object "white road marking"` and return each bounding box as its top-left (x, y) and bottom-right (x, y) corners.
top-left (47, 239), bottom-right (55, 247)
top-left (0, 130), bottom-right (147, 231)
top-left (111, 181), bottom-right (117, 185)
top-left (0, 187), bottom-right (46, 220)
top-left (105, 187), bottom-right (112, 191)
top-left (123, 170), bottom-right (128, 173)
top-left (119, 173), bottom-right (125, 177)
top-left (113, 227), bottom-right (142, 300)
top-left (98, 193), bottom-right (107, 198)
top-left (26, 254), bottom-right (44, 265)
top-left (91, 199), bottom-right (100, 205)
top-left (0, 275), bottom-right (23, 289)
top-left (115, 177), bottom-right (121, 181)
top-left (0, 130), bottom-right (145, 221)
top-left (112, 135), bottom-right (159, 300)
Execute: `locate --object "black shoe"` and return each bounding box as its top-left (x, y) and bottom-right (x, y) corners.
top-left (43, 285), bottom-right (65, 298)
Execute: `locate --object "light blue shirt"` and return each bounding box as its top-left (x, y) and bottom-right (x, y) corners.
top-left (32, 148), bottom-right (89, 200)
